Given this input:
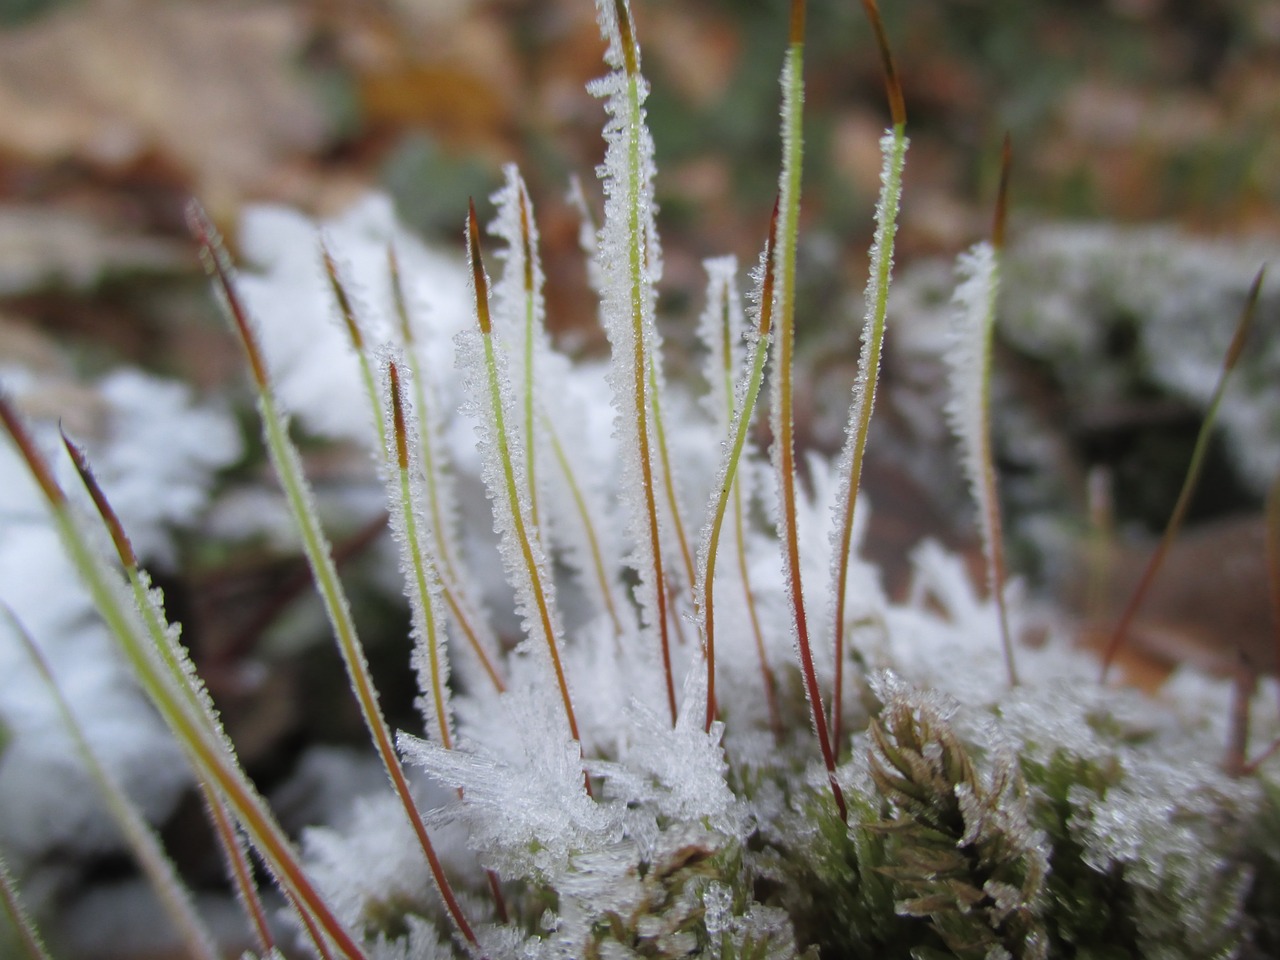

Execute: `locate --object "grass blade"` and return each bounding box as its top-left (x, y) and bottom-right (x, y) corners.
top-left (389, 243), bottom-right (506, 694)
top-left (593, 0), bottom-right (677, 724)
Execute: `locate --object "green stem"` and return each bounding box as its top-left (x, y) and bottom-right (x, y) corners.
top-left (700, 207), bottom-right (780, 735)
top-left (829, 123), bottom-right (908, 752)
top-left (773, 10), bottom-right (847, 820)
top-left (623, 60), bottom-right (676, 725)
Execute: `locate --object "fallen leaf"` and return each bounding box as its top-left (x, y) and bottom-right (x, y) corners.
top-left (0, 0), bottom-right (327, 217)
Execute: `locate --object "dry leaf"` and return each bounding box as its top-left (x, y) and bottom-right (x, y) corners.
top-left (0, 0), bottom-right (327, 216)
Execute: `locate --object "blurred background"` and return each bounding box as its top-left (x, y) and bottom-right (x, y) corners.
top-left (0, 0), bottom-right (1277, 356)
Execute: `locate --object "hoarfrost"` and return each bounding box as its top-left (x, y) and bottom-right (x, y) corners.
top-left (399, 682), bottom-right (620, 885)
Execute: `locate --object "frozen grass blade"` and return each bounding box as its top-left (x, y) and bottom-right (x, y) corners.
top-left (383, 356), bottom-right (455, 750)
top-left (2, 605), bottom-right (219, 960)
top-left (0, 392), bottom-right (368, 958)
top-left (943, 136), bottom-right (1018, 688)
top-left (770, 0), bottom-right (847, 821)
top-left (0, 850), bottom-right (53, 960)
top-left (59, 430), bottom-right (276, 952)
top-left (1100, 266), bottom-right (1266, 682)
top-left (382, 353), bottom-right (513, 920)
top-left (389, 244), bottom-right (506, 694)
top-left (828, 0), bottom-right (909, 752)
top-left (492, 170), bottom-right (629, 637)
top-left (592, 0), bottom-right (677, 723)
top-left (465, 200), bottom-right (590, 795)
top-left (186, 201), bottom-right (481, 948)
top-left (696, 204), bottom-right (781, 734)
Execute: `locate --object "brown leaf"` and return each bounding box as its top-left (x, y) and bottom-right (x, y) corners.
top-left (0, 0), bottom-right (327, 217)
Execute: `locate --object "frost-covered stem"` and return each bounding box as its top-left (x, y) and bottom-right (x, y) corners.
top-left (772, 0), bottom-right (847, 821)
top-left (829, 0), bottom-right (908, 751)
top-left (593, 0), bottom-right (676, 721)
top-left (1100, 267), bottom-right (1265, 682)
top-left (0, 835), bottom-right (54, 960)
top-left (468, 203), bottom-right (591, 795)
top-left (946, 139), bottom-right (1019, 688)
top-left (254, 326), bottom-right (479, 953)
top-left (517, 189), bottom-right (542, 530)
top-left (829, 127), bottom-right (907, 749)
top-left (333, 255), bottom-right (459, 744)
top-left (387, 359), bottom-right (453, 750)
top-left (389, 246), bottom-right (506, 694)
top-left (187, 202), bottom-right (480, 949)
top-left (546, 416), bottom-right (626, 636)
top-left (4, 609), bottom-right (219, 960)
top-left (61, 431), bottom-right (225, 728)
top-left (58, 432), bottom-right (275, 952)
top-left (0, 393), bottom-right (370, 959)
top-left (323, 242), bottom-right (387, 450)
top-left (975, 253), bottom-right (1015, 687)
top-left (948, 241), bottom-right (1017, 687)
top-left (699, 204), bottom-right (780, 734)
top-left (622, 45), bottom-right (677, 723)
